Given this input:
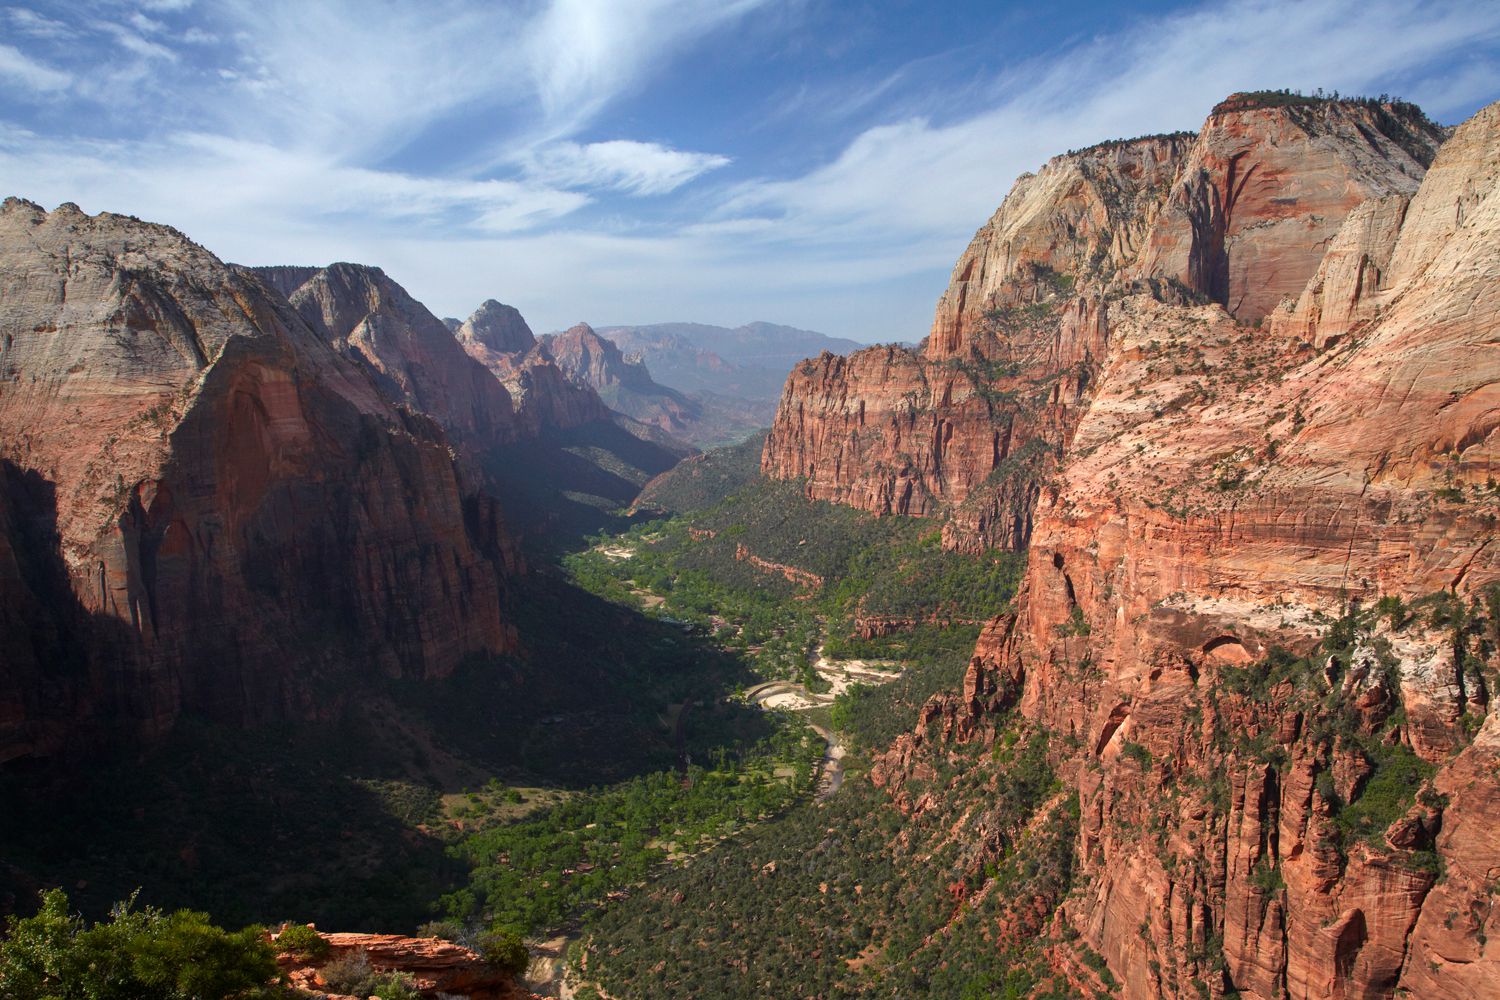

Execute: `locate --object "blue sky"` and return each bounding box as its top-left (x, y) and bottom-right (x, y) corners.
top-left (2, 1), bottom-right (1498, 341)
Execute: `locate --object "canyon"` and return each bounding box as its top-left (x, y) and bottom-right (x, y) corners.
top-left (3, 86), bottom-right (1499, 1000)
top-left (0, 203), bottom-right (685, 767)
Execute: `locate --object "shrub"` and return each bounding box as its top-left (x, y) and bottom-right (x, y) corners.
top-left (320, 949), bottom-right (375, 992)
top-left (477, 927), bottom-right (530, 975)
top-left (416, 919), bottom-right (464, 943)
top-left (274, 923), bottom-right (329, 961)
top-left (1120, 740), bottom-right (1152, 770)
top-left (0, 889), bottom-right (277, 1000)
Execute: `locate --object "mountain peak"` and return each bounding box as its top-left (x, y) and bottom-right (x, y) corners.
top-left (458, 300), bottom-right (537, 354)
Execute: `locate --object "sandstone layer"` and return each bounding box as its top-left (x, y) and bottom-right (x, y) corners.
top-left (274, 927), bottom-right (539, 1000)
top-left (0, 200), bottom-right (519, 763)
top-left (878, 99), bottom-right (1500, 1000)
top-left (455, 302), bottom-right (614, 434)
top-left (542, 322), bottom-right (700, 438)
top-left (761, 97), bottom-right (1447, 554)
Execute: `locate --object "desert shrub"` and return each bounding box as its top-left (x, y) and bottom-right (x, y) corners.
top-left (1337, 741), bottom-right (1435, 846)
top-left (477, 926), bottom-right (529, 975)
top-left (0, 889), bottom-right (277, 1000)
top-left (273, 923), bottom-right (329, 961)
top-left (415, 919), bottom-right (464, 942)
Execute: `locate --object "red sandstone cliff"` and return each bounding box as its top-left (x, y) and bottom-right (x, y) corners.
top-left (1129, 95), bottom-right (1445, 323)
top-left (762, 98), bottom-right (1445, 555)
top-left (269, 264), bottom-right (520, 450)
top-left (455, 302), bottom-right (614, 434)
top-left (542, 322), bottom-right (702, 440)
top-left (878, 98), bottom-right (1500, 1000)
top-left (0, 200), bottom-right (519, 764)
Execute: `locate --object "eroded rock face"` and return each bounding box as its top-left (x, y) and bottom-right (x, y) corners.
top-left (0, 200), bottom-right (519, 763)
top-left (927, 132), bottom-right (1192, 359)
top-left (1128, 95), bottom-right (1444, 323)
top-left (762, 97), bottom-right (1447, 554)
top-left (897, 100), bottom-right (1500, 1000)
top-left (264, 264), bottom-right (520, 449)
top-left (275, 928), bottom-right (538, 1000)
top-left (762, 135), bottom-right (1192, 551)
top-left (455, 307), bottom-right (613, 435)
top-left (542, 322), bottom-right (702, 438)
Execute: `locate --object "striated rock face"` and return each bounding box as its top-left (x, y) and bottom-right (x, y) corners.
top-left (762, 97), bottom-right (1448, 554)
top-left (886, 99), bottom-right (1500, 1000)
top-left (542, 322), bottom-right (701, 438)
top-left (0, 200), bottom-right (519, 763)
top-left (927, 132), bottom-right (1193, 359)
top-left (1128, 95), bottom-right (1444, 323)
top-left (455, 306), bottom-right (614, 435)
top-left (459, 299), bottom-right (539, 356)
top-left (763, 134), bottom-right (1192, 551)
top-left (261, 264), bottom-right (520, 449)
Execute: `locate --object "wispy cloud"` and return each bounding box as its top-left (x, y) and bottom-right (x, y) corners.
top-left (6, 8), bottom-right (74, 40)
top-left (519, 0), bottom-right (775, 141)
top-left (526, 140), bottom-right (730, 195)
top-left (0, 42), bottom-right (69, 92)
top-left (0, 0), bottom-right (1496, 345)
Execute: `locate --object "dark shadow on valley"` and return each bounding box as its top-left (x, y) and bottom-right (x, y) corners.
top-left (0, 453), bottom-right (768, 933)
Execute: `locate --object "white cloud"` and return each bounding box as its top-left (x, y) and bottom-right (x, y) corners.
top-left (0, 43), bottom-right (70, 92)
top-left (719, 0), bottom-right (1500, 256)
top-left (6, 8), bottom-right (74, 39)
top-left (94, 20), bottom-right (178, 61)
top-left (526, 140), bottom-right (730, 195)
top-left (0, 130), bottom-right (590, 241)
top-left (520, 0), bottom-right (775, 140)
top-left (1, 0), bottom-right (1497, 345)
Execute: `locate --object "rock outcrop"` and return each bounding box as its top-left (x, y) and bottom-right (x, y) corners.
top-left (542, 322), bottom-right (701, 439)
top-left (274, 928), bottom-right (538, 1000)
top-left (259, 264), bottom-right (520, 450)
top-left (761, 97), bottom-right (1449, 555)
top-left (878, 98), bottom-right (1500, 1000)
top-left (453, 301), bottom-right (614, 435)
top-left (1129, 95), bottom-right (1445, 323)
top-left (0, 200), bottom-right (519, 763)
top-left (762, 134), bottom-right (1193, 551)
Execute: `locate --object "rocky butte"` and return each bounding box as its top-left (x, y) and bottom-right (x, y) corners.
top-left (831, 93), bottom-right (1499, 999)
top-left (762, 95), bottom-right (1446, 555)
top-left (0, 202), bottom-right (526, 765)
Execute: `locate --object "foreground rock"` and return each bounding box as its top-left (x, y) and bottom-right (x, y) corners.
top-left (275, 929), bottom-right (542, 1000)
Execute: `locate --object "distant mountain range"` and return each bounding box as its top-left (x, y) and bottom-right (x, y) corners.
top-left (546, 321), bottom-right (863, 447)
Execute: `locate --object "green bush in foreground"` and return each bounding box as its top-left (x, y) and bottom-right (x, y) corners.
top-left (0, 889), bottom-right (279, 1000)
top-left (273, 922), bottom-right (329, 961)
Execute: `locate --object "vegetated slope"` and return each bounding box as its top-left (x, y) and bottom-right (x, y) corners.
top-left (761, 94), bottom-right (1445, 554)
top-left (0, 200), bottom-right (520, 767)
top-left (869, 97), bottom-right (1500, 1000)
top-left (632, 431), bottom-right (768, 515)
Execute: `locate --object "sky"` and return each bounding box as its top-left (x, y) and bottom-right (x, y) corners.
top-left (2, 1), bottom-right (1498, 342)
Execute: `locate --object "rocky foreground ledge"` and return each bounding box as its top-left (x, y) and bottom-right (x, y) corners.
top-left (272, 928), bottom-right (543, 1000)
